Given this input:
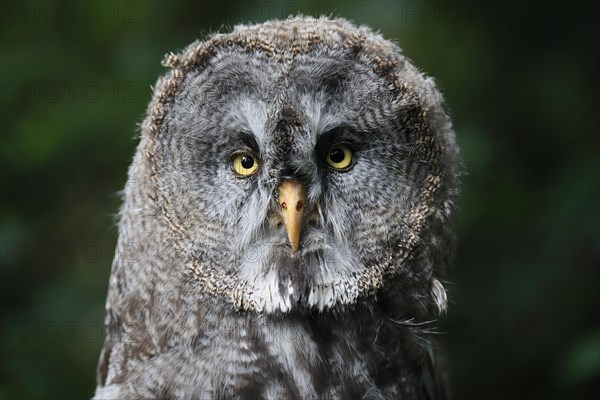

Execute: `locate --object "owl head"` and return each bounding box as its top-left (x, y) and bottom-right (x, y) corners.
top-left (118, 16), bottom-right (459, 319)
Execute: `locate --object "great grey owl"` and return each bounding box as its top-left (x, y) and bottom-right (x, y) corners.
top-left (95, 16), bottom-right (460, 400)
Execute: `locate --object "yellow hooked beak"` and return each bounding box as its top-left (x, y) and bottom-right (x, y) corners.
top-left (278, 179), bottom-right (305, 253)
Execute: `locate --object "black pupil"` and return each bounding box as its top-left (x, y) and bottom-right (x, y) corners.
top-left (329, 148), bottom-right (345, 163)
top-left (241, 155), bottom-right (254, 169)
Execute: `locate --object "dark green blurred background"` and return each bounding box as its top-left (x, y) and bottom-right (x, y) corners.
top-left (1, 1), bottom-right (598, 398)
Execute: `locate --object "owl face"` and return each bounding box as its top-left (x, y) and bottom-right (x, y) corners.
top-left (144, 18), bottom-right (458, 314)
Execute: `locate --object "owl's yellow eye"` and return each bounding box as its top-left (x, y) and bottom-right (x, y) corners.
top-left (231, 152), bottom-right (259, 177)
top-left (325, 144), bottom-right (353, 171)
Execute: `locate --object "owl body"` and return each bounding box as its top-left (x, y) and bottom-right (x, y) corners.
top-left (96, 17), bottom-right (459, 399)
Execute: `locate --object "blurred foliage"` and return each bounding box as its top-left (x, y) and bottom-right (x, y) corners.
top-left (1, 1), bottom-right (598, 399)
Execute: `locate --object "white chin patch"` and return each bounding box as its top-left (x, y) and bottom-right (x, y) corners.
top-left (233, 241), bottom-right (371, 313)
top-left (241, 274), bottom-right (358, 313)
